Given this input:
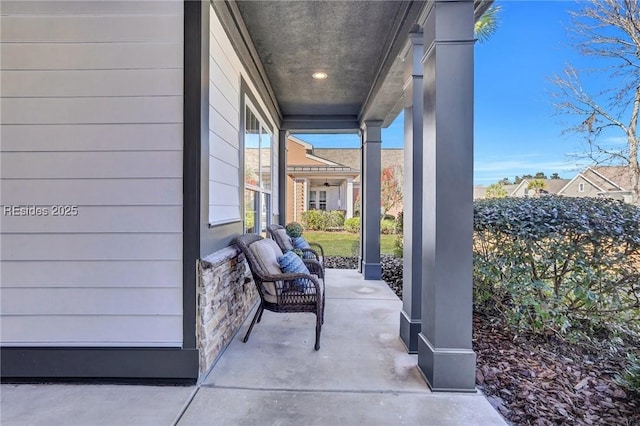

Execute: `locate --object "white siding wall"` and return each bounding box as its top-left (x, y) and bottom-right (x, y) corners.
top-left (0, 1), bottom-right (184, 347)
top-left (208, 6), bottom-right (278, 225)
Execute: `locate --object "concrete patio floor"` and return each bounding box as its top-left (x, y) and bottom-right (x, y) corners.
top-left (1, 269), bottom-right (506, 426)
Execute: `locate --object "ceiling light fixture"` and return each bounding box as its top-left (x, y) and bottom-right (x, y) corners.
top-left (312, 72), bottom-right (328, 80)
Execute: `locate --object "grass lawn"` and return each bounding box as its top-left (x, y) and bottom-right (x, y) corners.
top-left (304, 231), bottom-right (397, 257)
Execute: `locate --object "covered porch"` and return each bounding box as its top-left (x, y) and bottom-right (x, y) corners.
top-left (0, 269), bottom-right (505, 425)
top-left (203, 0), bottom-right (492, 392)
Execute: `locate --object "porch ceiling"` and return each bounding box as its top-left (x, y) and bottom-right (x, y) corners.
top-left (217, 1), bottom-right (493, 132)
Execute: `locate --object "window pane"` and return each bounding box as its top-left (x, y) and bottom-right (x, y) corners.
top-left (260, 129), bottom-right (271, 192)
top-left (308, 190), bottom-right (316, 210)
top-left (245, 190), bottom-right (258, 234)
top-left (261, 193), bottom-right (271, 234)
top-left (245, 108), bottom-right (259, 187)
top-left (319, 190), bottom-right (327, 211)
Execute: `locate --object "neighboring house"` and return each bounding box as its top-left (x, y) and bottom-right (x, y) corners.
top-left (473, 179), bottom-right (569, 199)
top-left (558, 166), bottom-right (635, 203)
top-left (473, 185), bottom-right (488, 200)
top-left (286, 136), bottom-right (359, 221)
top-left (474, 166), bottom-right (637, 203)
top-left (510, 179), bottom-right (571, 197)
top-left (286, 137), bottom-right (405, 221)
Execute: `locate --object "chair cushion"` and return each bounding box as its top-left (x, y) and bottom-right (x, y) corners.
top-left (277, 250), bottom-right (311, 292)
top-left (248, 238), bottom-right (284, 299)
top-left (274, 228), bottom-right (294, 250)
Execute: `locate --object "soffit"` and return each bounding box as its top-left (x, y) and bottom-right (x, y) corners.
top-left (224, 1), bottom-right (493, 130)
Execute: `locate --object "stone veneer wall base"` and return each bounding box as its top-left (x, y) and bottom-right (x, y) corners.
top-left (197, 246), bottom-right (258, 374)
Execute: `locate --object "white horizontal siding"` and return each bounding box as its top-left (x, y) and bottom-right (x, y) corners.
top-left (208, 6), bottom-right (242, 225)
top-left (209, 183), bottom-right (240, 207)
top-left (1, 42), bottom-right (182, 70)
top-left (1, 316), bottom-right (182, 347)
top-left (207, 5), bottom-right (280, 226)
top-left (209, 83), bottom-right (238, 129)
top-left (209, 51), bottom-right (240, 107)
top-left (210, 157), bottom-right (240, 188)
top-left (0, 0), bottom-right (184, 347)
top-left (209, 205), bottom-right (242, 226)
top-left (1, 179), bottom-right (182, 205)
top-left (1, 261), bottom-right (182, 288)
top-left (1, 97), bottom-right (182, 124)
top-left (2, 288), bottom-right (182, 315)
top-left (1, 151), bottom-right (182, 179)
top-left (1, 206), bottom-right (182, 233)
top-left (2, 69), bottom-right (183, 97)
top-left (209, 107), bottom-right (239, 152)
top-left (210, 132), bottom-right (240, 165)
top-left (1, 15), bottom-right (182, 43)
top-left (1, 234), bottom-right (182, 261)
top-left (0, 1), bottom-right (183, 15)
top-left (1, 124), bottom-right (183, 151)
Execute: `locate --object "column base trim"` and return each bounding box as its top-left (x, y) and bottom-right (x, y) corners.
top-left (361, 262), bottom-right (381, 280)
top-left (399, 310), bottom-right (421, 354)
top-left (417, 333), bottom-right (476, 392)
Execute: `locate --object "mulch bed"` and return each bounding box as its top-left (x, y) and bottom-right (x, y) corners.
top-left (327, 255), bottom-right (640, 425)
top-left (473, 312), bottom-right (639, 425)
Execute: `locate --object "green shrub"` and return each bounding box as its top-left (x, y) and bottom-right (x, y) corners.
top-left (245, 210), bottom-right (255, 232)
top-left (302, 210), bottom-right (345, 231)
top-left (285, 222), bottom-right (304, 238)
top-left (616, 354), bottom-right (640, 395)
top-left (344, 217), bottom-right (360, 233)
top-left (473, 196), bottom-right (640, 339)
top-left (395, 211), bottom-right (403, 234)
top-left (301, 210), bottom-right (329, 231)
top-left (381, 219), bottom-right (396, 235)
top-left (328, 210), bottom-right (346, 229)
top-left (382, 214), bottom-right (395, 221)
top-left (393, 235), bottom-right (403, 258)
top-left (301, 210), bottom-right (345, 231)
top-left (394, 211), bottom-right (404, 257)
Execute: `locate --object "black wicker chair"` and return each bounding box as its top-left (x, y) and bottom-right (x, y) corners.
top-left (267, 224), bottom-right (325, 269)
top-left (235, 234), bottom-right (325, 350)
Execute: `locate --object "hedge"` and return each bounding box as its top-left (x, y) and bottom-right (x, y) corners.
top-left (473, 196), bottom-right (640, 340)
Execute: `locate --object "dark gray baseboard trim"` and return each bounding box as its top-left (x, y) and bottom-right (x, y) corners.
top-left (1, 347), bottom-right (199, 383)
top-left (399, 310), bottom-right (421, 354)
top-left (417, 333), bottom-right (477, 393)
top-left (362, 262), bottom-right (382, 280)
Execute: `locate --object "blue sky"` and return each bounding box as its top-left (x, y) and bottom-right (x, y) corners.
top-left (294, 1), bottom-right (601, 185)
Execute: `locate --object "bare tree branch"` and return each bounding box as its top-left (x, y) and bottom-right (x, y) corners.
top-left (552, 0), bottom-right (640, 203)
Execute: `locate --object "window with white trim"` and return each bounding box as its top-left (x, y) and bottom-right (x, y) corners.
top-left (244, 99), bottom-right (273, 235)
top-left (578, 182), bottom-right (585, 193)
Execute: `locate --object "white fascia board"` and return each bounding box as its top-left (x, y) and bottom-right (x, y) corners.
top-left (288, 135), bottom-right (313, 150)
top-left (511, 180), bottom-right (529, 196)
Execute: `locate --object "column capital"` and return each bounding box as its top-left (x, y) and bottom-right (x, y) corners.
top-left (403, 30), bottom-right (425, 92)
top-left (361, 120), bottom-right (383, 129)
top-left (423, 0), bottom-right (475, 55)
top-left (361, 121), bottom-right (382, 143)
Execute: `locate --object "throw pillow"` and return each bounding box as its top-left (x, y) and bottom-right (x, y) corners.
top-left (277, 250), bottom-right (310, 292)
top-left (292, 236), bottom-right (310, 249)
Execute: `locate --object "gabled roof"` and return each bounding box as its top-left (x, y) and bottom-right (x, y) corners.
top-left (510, 179), bottom-right (570, 196)
top-left (558, 166), bottom-right (632, 195)
top-left (313, 148), bottom-right (404, 172)
top-left (590, 166), bottom-right (633, 191)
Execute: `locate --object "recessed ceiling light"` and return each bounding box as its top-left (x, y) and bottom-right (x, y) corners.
top-left (312, 72), bottom-right (328, 80)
